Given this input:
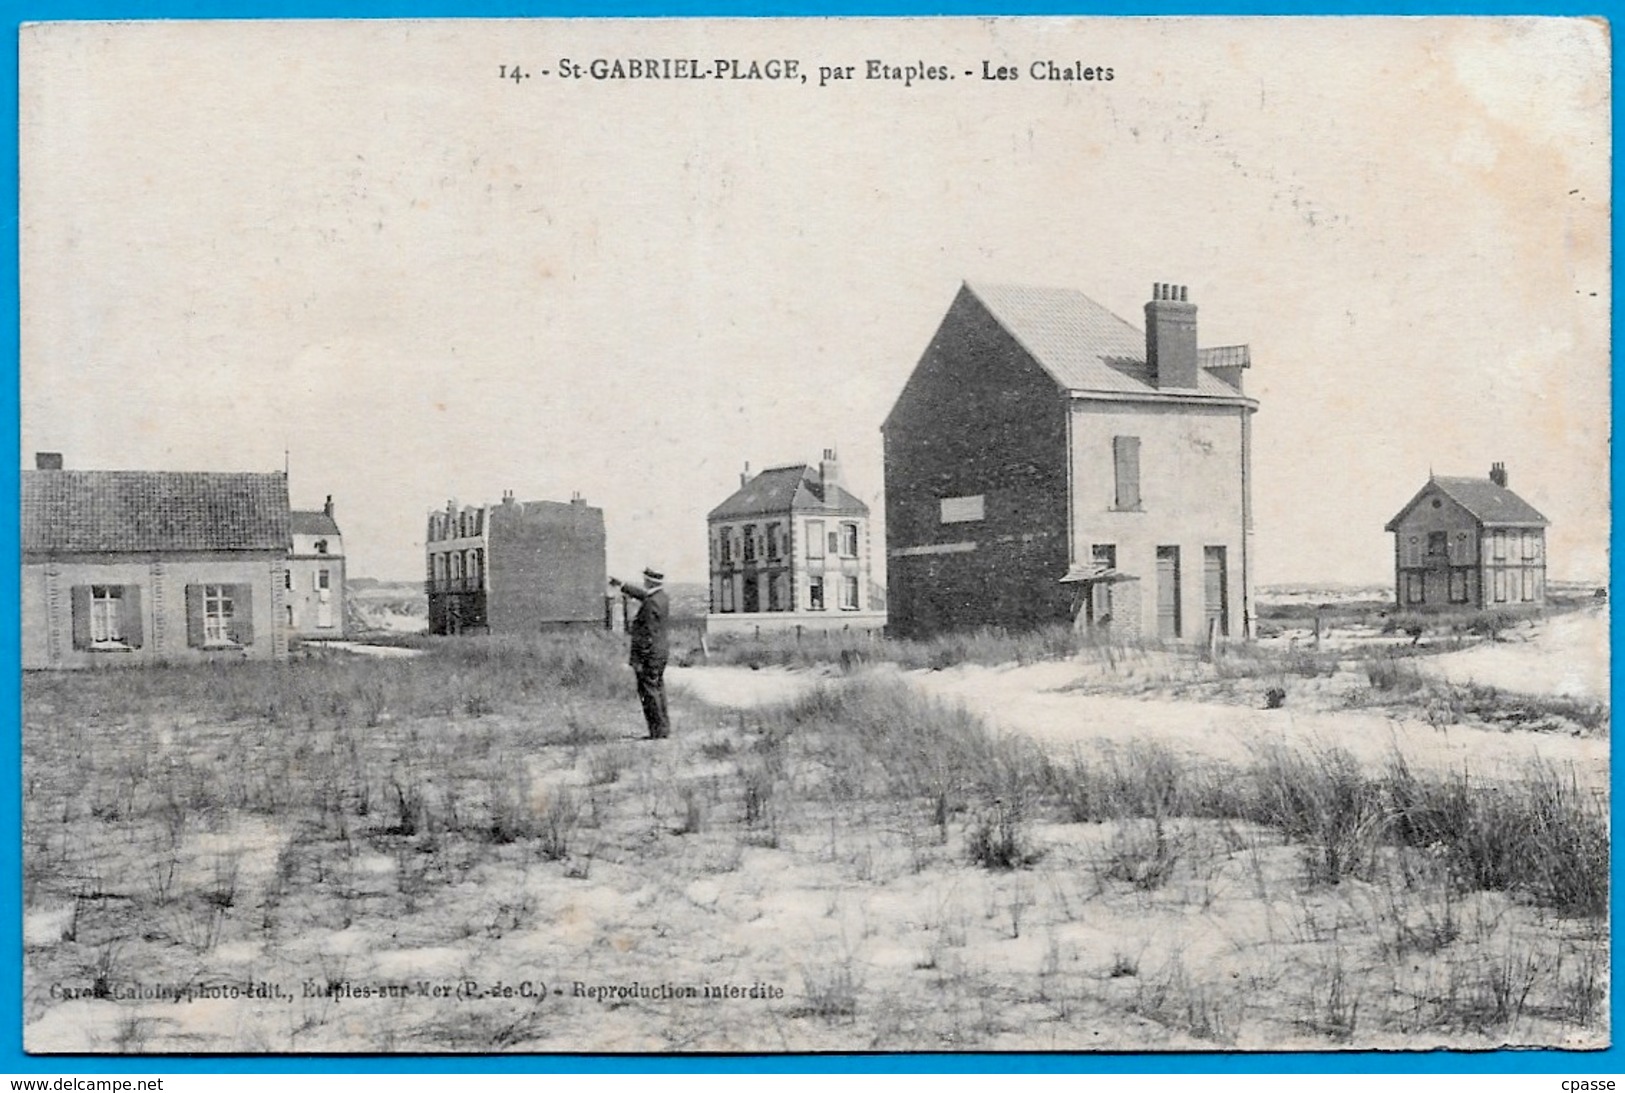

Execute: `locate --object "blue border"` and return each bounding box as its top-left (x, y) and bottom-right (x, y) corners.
top-left (0, 1), bottom-right (1616, 1076)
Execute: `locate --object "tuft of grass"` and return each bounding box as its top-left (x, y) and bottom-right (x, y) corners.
top-left (965, 798), bottom-right (1041, 871)
top-left (538, 788), bottom-right (580, 861)
top-left (1102, 818), bottom-right (1181, 890)
top-left (798, 961), bottom-right (861, 1020)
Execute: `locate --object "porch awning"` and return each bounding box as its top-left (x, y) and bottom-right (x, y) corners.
top-left (1059, 564), bottom-right (1137, 584)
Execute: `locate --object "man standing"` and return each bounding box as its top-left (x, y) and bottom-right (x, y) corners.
top-left (609, 567), bottom-right (670, 739)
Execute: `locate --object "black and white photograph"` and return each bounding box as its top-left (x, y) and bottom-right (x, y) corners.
top-left (17, 16), bottom-right (1610, 1054)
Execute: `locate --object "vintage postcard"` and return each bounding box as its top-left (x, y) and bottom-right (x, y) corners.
top-left (18, 16), bottom-right (1609, 1055)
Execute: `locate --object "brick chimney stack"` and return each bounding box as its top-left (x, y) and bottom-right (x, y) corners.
top-left (1145, 282), bottom-right (1199, 390)
top-left (323, 494), bottom-right (334, 519)
top-left (740, 461), bottom-right (752, 488)
top-left (35, 452), bottom-right (62, 470)
top-left (820, 448), bottom-right (841, 497)
top-left (1490, 462), bottom-right (1508, 487)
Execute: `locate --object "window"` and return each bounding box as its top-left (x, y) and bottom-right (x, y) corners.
top-left (767, 523), bottom-right (781, 560)
top-left (841, 523), bottom-right (859, 558)
top-left (828, 531), bottom-right (840, 554)
top-left (1427, 532), bottom-right (1447, 557)
top-left (808, 575), bottom-right (825, 611)
top-left (284, 570), bottom-right (293, 591)
top-left (1521, 569), bottom-right (1536, 602)
top-left (719, 528), bottom-right (733, 564)
top-left (1493, 531), bottom-right (1507, 560)
top-left (1451, 531), bottom-right (1472, 565)
top-left (433, 554), bottom-right (445, 587)
top-left (1403, 535), bottom-right (1422, 567)
top-left (89, 586), bottom-right (123, 644)
top-left (179, 583), bottom-right (252, 647)
top-left (1523, 532), bottom-right (1539, 561)
top-left (204, 586), bottom-right (233, 643)
top-left (1493, 569), bottom-right (1507, 603)
top-left (1113, 436), bottom-right (1142, 510)
top-left (450, 553), bottom-right (463, 582)
top-left (721, 578), bottom-right (736, 613)
top-left (743, 524), bottom-right (757, 562)
top-left (940, 495), bottom-right (985, 523)
top-left (767, 573), bottom-right (782, 612)
top-left (1405, 571), bottom-right (1425, 604)
top-left (807, 521), bottom-right (825, 559)
top-left (314, 539), bottom-right (329, 555)
top-left (840, 576), bottom-right (860, 610)
top-left (318, 568), bottom-right (331, 591)
top-left (1449, 569), bottom-right (1469, 604)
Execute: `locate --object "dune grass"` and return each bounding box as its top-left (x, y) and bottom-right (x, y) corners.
top-left (20, 634), bottom-right (1608, 1052)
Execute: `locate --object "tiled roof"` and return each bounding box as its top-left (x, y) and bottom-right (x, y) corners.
top-left (708, 465), bottom-right (869, 520)
top-left (965, 282), bottom-right (1250, 399)
top-left (23, 470), bottom-right (291, 553)
top-left (1385, 476), bottom-right (1550, 530)
top-left (291, 510), bottom-right (341, 537)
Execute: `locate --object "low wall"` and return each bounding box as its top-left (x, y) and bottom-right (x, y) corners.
top-left (704, 611), bottom-right (888, 639)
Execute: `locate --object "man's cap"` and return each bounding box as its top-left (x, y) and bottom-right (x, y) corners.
top-left (642, 567), bottom-right (665, 582)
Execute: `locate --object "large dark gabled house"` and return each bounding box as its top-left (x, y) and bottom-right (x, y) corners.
top-left (883, 280), bottom-right (1259, 642)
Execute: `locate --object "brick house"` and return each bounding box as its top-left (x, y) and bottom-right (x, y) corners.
top-left (706, 450), bottom-right (886, 636)
top-left (883, 281), bottom-right (1259, 642)
top-left (21, 454), bottom-right (292, 668)
top-left (425, 492), bottom-right (607, 635)
top-left (287, 496), bottom-right (346, 638)
top-left (1383, 464), bottom-right (1549, 610)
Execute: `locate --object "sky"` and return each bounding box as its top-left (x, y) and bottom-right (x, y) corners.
top-left (19, 17), bottom-right (1611, 586)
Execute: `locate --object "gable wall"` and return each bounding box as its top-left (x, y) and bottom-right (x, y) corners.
top-left (883, 289), bottom-right (1071, 637)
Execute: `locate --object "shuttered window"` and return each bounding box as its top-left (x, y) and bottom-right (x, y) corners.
top-left (1449, 531), bottom-right (1473, 565)
top-left (187, 584), bottom-right (254, 647)
top-left (71, 584), bottom-right (144, 650)
top-left (1399, 535), bottom-right (1417, 567)
top-left (1113, 436), bottom-right (1142, 510)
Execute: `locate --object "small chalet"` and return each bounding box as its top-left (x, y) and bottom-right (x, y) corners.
top-left (1384, 463), bottom-right (1549, 610)
top-left (288, 496), bottom-right (346, 637)
top-left (706, 449), bottom-right (886, 636)
top-left (21, 453), bottom-right (292, 668)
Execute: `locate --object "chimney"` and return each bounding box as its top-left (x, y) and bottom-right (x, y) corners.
top-left (820, 448), bottom-right (841, 496)
top-left (740, 461), bottom-right (752, 488)
top-left (501, 490), bottom-right (516, 507)
top-left (570, 490), bottom-right (586, 507)
top-left (323, 494), bottom-right (334, 519)
top-left (1144, 282), bottom-right (1199, 390)
top-left (1490, 462), bottom-right (1508, 488)
top-left (34, 452), bottom-right (62, 471)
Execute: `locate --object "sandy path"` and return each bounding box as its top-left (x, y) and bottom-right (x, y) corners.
top-left (1413, 605), bottom-right (1610, 702)
top-left (670, 661), bottom-right (1608, 787)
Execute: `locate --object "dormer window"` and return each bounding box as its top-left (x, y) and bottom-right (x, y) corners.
top-left (314, 539), bottom-right (329, 555)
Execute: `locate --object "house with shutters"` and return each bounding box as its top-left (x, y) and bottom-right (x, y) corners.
top-left (425, 492), bottom-right (607, 635)
top-left (287, 496), bottom-right (346, 638)
top-left (883, 280), bottom-right (1259, 642)
top-left (21, 454), bottom-right (292, 668)
top-left (1383, 464), bottom-right (1549, 611)
top-left (706, 449), bottom-right (886, 636)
